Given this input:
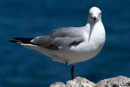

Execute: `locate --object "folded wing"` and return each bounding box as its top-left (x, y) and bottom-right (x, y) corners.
top-left (31, 27), bottom-right (85, 50)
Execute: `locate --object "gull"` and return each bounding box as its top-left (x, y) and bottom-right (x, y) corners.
top-left (9, 7), bottom-right (105, 79)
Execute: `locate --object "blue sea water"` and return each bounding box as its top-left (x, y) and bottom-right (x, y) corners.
top-left (1, 0), bottom-right (130, 87)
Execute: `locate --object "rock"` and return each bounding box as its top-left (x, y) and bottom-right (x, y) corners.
top-left (50, 77), bottom-right (96, 87)
top-left (49, 82), bottom-right (65, 87)
top-left (66, 77), bottom-right (96, 87)
top-left (49, 76), bottom-right (130, 87)
top-left (96, 76), bottom-right (130, 87)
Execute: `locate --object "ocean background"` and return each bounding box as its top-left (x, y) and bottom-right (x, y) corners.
top-left (1, 0), bottom-right (130, 87)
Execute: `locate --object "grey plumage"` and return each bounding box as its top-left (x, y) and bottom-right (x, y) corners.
top-left (10, 27), bottom-right (85, 50)
top-left (49, 27), bottom-right (84, 37)
top-left (31, 27), bottom-right (85, 50)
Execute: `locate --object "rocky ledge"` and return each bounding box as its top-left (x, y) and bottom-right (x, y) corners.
top-left (49, 76), bottom-right (130, 87)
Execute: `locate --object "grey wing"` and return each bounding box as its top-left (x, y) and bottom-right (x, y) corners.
top-left (31, 27), bottom-right (85, 50)
top-left (49, 27), bottom-right (84, 37)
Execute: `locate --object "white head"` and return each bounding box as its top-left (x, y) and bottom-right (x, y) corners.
top-left (88, 7), bottom-right (102, 23)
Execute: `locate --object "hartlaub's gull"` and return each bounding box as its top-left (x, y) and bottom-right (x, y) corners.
top-left (9, 7), bottom-right (106, 79)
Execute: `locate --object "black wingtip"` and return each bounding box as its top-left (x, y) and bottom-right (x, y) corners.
top-left (9, 40), bottom-right (17, 43)
top-left (13, 37), bottom-right (20, 40)
top-left (9, 37), bottom-right (34, 44)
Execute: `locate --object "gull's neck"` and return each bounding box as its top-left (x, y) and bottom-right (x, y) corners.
top-left (87, 22), bottom-right (96, 42)
top-left (85, 20), bottom-right (103, 42)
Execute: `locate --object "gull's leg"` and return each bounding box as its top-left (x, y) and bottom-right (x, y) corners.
top-left (71, 63), bottom-right (75, 79)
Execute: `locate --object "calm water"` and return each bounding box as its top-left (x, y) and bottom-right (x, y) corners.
top-left (1, 0), bottom-right (130, 87)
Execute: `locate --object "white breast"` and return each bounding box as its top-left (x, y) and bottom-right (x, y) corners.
top-left (47, 21), bottom-right (106, 65)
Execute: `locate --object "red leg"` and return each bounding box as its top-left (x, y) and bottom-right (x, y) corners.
top-left (71, 64), bottom-right (75, 79)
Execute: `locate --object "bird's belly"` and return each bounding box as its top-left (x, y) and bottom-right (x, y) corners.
top-left (49, 41), bottom-right (104, 65)
top-left (29, 38), bottom-right (105, 65)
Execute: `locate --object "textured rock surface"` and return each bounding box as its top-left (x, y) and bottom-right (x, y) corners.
top-left (50, 77), bottom-right (96, 87)
top-left (96, 76), bottom-right (130, 87)
top-left (66, 77), bottom-right (96, 87)
top-left (49, 82), bottom-right (65, 87)
top-left (50, 76), bottom-right (130, 87)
